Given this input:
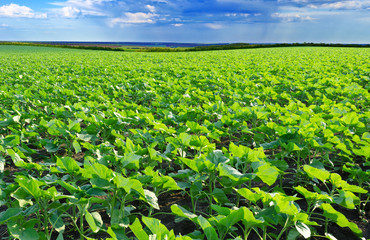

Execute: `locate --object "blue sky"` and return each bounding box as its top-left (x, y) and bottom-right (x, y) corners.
top-left (0, 0), bottom-right (369, 43)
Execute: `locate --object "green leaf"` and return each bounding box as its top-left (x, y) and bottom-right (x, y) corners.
top-left (211, 205), bottom-right (231, 216)
top-left (0, 118), bottom-right (13, 127)
top-left (77, 133), bottom-right (93, 142)
top-left (50, 211), bottom-right (65, 233)
top-left (68, 120), bottom-right (81, 132)
top-left (303, 165), bottom-right (330, 182)
top-left (274, 194), bottom-right (300, 216)
top-left (142, 216), bottom-right (170, 240)
top-left (89, 162), bottom-right (114, 180)
top-left (0, 155), bottom-right (5, 173)
top-left (153, 123), bottom-right (176, 134)
top-left (15, 177), bottom-right (43, 199)
top-left (178, 132), bottom-right (191, 146)
top-left (57, 180), bottom-right (79, 194)
top-left (179, 157), bottom-right (205, 173)
top-left (6, 148), bottom-right (23, 165)
top-left (219, 208), bottom-right (244, 230)
top-left (45, 142), bottom-right (59, 153)
top-left (294, 186), bottom-right (332, 202)
top-left (240, 207), bottom-right (262, 229)
top-left (260, 140), bottom-right (280, 150)
top-left (107, 227), bottom-right (118, 240)
top-left (235, 188), bottom-right (262, 204)
top-left (335, 190), bottom-right (358, 209)
top-left (161, 176), bottom-right (181, 191)
top-left (144, 190), bottom-right (159, 210)
top-left (321, 203), bottom-right (362, 236)
top-left (121, 153), bottom-right (141, 170)
top-left (111, 209), bottom-right (130, 229)
top-left (56, 157), bottom-right (81, 174)
top-left (295, 221), bottom-right (311, 239)
top-left (287, 229), bottom-right (300, 240)
top-left (171, 204), bottom-right (198, 222)
top-left (0, 208), bottom-right (22, 224)
top-left (20, 228), bottom-right (40, 240)
top-left (218, 163), bottom-right (253, 185)
top-left (212, 188), bottom-right (230, 204)
top-left (114, 175), bottom-right (145, 197)
top-left (85, 211), bottom-right (99, 233)
top-left (3, 135), bottom-right (20, 148)
top-left (229, 142), bottom-right (250, 158)
top-left (72, 140), bottom-right (82, 153)
top-left (129, 218), bottom-right (149, 240)
top-left (56, 231), bottom-right (64, 240)
top-left (91, 178), bottom-right (114, 190)
top-left (286, 142), bottom-right (302, 152)
top-left (325, 233), bottom-right (338, 240)
top-left (10, 188), bottom-right (34, 207)
top-left (330, 173), bottom-right (367, 193)
top-left (353, 146), bottom-right (370, 158)
top-left (206, 150), bottom-right (229, 167)
top-left (256, 164), bottom-right (279, 186)
top-left (197, 215), bottom-right (218, 240)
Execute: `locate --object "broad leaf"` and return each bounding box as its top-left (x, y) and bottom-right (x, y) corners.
top-left (197, 216), bottom-right (218, 240)
top-left (295, 221), bottom-right (311, 239)
top-left (0, 208), bottom-right (22, 224)
top-left (171, 204), bottom-right (198, 222)
top-left (321, 203), bottom-right (362, 236)
top-left (129, 218), bottom-right (149, 240)
top-left (303, 165), bottom-right (330, 182)
top-left (256, 164), bottom-right (279, 186)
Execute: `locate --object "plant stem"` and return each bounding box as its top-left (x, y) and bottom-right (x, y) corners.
top-left (276, 216), bottom-right (290, 240)
top-left (42, 202), bottom-right (50, 240)
top-left (236, 184), bottom-right (241, 207)
top-left (191, 192), bottom-right (196, 213)
top-left (80, 207), bottom-right (84, 240)
top-left (324, 217), bottom-right (328, 234)
top-left (209, 176), bottom-right (213, 215)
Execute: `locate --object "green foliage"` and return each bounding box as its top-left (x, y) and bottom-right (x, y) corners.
top-left (0, 45), bottom-right (369, 240)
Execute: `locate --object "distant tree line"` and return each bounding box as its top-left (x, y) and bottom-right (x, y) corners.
top-left (1, 41), bottom-right (369, 52)
top-left (0, 41), bottom-right (125, 51)
top-left (185, 42), bottom-right (370, 51)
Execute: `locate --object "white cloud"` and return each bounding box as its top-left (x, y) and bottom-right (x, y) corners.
top-left (52, 0), bottom-right (113, 9)
top-left (225, 13), bottom-right (249, 17)
top-left (124, 12), bottom-right (158, 23)
top-left (60, 6), bottom-right (81, 18)
top-left (146, 5), bottom-right (156, 13)
top-left (204, 23), bottom-right (223, 29)
top-left (272, 12), bottom-right (313, 22)
top-left (0, 4), bottom-right (47, 18)
top-left (172, 23), bottom-right (183, 27)
top-left (0, 23), bottom-right (8, 27)
top-left (51, 0), bottom-right (113, 17)
top-left (110, 12), bottom-right (159, 26)
top-left (320, 1), bottom-right (370, 10)
top-left (306, 1), bottom-right (370, 10)
top-left (225, 13), bottom-right (237, 17)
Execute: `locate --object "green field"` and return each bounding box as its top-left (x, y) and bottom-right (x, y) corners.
top-left (0, 45), bottom-right (369, 240)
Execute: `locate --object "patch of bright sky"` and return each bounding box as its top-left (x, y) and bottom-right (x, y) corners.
top-left (0, 0), bottom-right (369, 43)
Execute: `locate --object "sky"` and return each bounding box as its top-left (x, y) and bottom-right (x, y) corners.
top-left (0, 0), bottom-right (369, 43)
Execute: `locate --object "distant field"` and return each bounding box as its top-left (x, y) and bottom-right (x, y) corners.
top-left (1, 41), bottom-right (369, 52)
top-left (0, 45), bottom-right (369, 240)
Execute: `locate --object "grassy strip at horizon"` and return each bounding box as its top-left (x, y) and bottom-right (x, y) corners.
top-left (0, 45), bottom-right (369, 240)
top-left (1, 41), bottom-right (370, 52)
